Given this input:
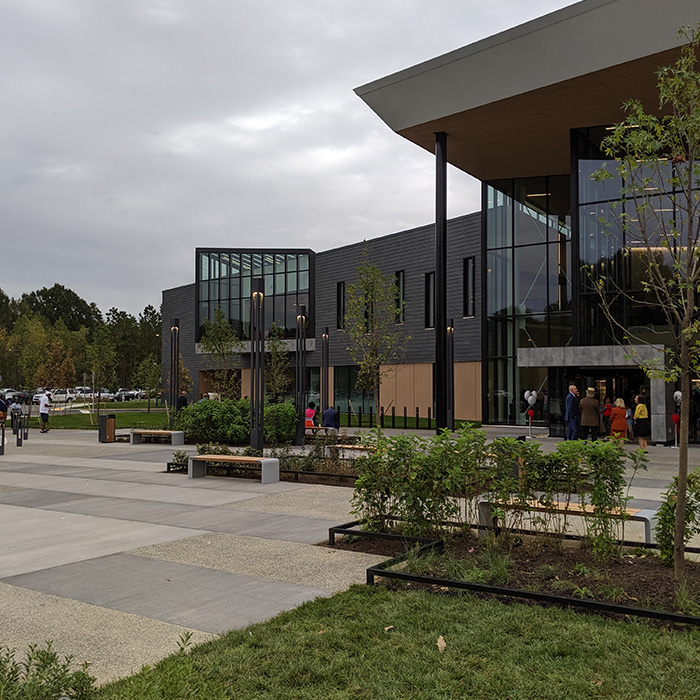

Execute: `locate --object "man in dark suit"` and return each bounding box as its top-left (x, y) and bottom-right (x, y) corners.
top-left (564, 384), bottom-right (580, 440)
top-left (321, 405), bottom-right (340, 431)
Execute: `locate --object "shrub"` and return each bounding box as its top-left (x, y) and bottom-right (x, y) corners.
top-left (0, 642), bottom-right (96, 699)
top-left (655, 468), bottom-right (700, 565)
top-left (263, 402), bottom-right (298, 444)
top-left (173, 399), bottom-right (249, 444)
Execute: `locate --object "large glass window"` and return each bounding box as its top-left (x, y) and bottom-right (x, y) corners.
top-left (463, 258), bottom-right (475, 318)
top-left (196, 249), bottom-right (314, 340)
top-left (395, 270), bottom-right (405, 324)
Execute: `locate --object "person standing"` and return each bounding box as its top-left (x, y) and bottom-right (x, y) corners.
top-left (175, 390), bottom-right (188, 411)
top-left (609, 398), bottom-right (628, 439)
top-left (0, 393), bottom-right (7, 426)
top-left (39, 391), bottom-right (51, 433)
top-left (305, 401), bottom-right (318, 427)
top-left (564, 384), bottom-right (580, 440)
top-left (634, 394), bottom-right (651, 451)
top-left (579, 387), bottom-right (600, 440)
top-left (601, 396), bottom-right (613, 436)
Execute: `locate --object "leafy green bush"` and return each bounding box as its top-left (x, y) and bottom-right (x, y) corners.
top-left (173, 399), bottom-right (249, 444)
top-left (263, 402), bottom-right (297, 444)
top-left (655, 468), bottom-right (700, 565)
top-left (0, 642), bottom-right (95, 699)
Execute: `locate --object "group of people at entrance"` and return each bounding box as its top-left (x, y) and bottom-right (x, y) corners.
top-left (564, 385), bottom-right (650, 450)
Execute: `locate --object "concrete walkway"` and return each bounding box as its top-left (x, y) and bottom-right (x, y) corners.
top-left (0, 425), bottom-right (697, 683)
top-left (0, 429), bottom-right (384, 683)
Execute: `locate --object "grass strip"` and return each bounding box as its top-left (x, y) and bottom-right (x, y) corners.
top-left (96, 585), bottom-right (700, 699)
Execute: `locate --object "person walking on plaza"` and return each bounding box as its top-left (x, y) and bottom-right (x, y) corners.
top-left (634, 394), bottom-right (650, 450)
top-left (579, 387), bottom-right (600, 441)
top-left (564, 384), bottom-right (580, 440)
top-left (39, 391), bottom-right (51, 433)
top-left (609, 398), bottom-right (628, 439)
top-left (9, 397), bottom-right (22, 431)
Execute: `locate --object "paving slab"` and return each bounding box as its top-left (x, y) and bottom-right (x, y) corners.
top-left (4, 553), bottom-right (330, 634)
top-left (131, 532), bottom-right (387, 591)
top-left (0, 504), bottom-right (204, 577)
top-left (0, 582), bottom-right (215, 685)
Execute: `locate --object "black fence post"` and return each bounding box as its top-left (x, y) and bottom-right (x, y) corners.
top-left (416, 407), bottom-right (420, 429)
top-left (403, 406), bottom-right (407, 429)
top-left (347, 402), bottom-right (351, 428)
top-left (358, 407), bottom-right (363, 428)
top-left (369, 406), bottom-right (374, 428)
top-left (391, 406), bottom-right (396, 429)
top-left (428, 407), bottom-right (432, 430)
top-left (380, 406), bottom-right (385, 429)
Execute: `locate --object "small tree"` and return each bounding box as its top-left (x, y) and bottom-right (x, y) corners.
top-left (345, 245), bottom-right (408, 411)
top-left (199, 306), bottom-right (243, 399)
top-left (132, 355), bottom-right (162, 412)
top-left (265, 321), bottom-right (291, 400)
top-left (593, 25), bottom-right (700, 578)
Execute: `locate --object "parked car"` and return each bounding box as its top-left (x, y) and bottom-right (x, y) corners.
top-left (10, 390), bottom-right (31, 404)
top-left (88, 388), bottom-right (114, 401)
top-left (52, 389), bottom-right (76, 403)
top-left (33, 389), bottom-right (53, 404)
top-left (114, 388), bottom-right (135, 402)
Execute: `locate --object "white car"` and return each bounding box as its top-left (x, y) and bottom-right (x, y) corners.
top-left (51, 389), bottom-right (76, 403)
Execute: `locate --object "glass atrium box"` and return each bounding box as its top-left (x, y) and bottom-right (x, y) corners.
top-left (195, 248), bottom-right (315, 341)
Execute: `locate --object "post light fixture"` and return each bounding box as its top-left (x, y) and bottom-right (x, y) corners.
top-left (446, 318), bottom-right (454, 431)
top-left (321, 327), bottom-right (330, 413)
top-left (294, 305), bottom-right (307, 445)
top-left (169, 318), bottom-right (180, 429)
top-left (250, 280), bottom-right (265, 451)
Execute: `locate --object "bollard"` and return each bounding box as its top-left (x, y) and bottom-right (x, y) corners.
top-left (0, 421), bottom-right (5, 455)
top-left (16, 416), bottom-right (23, 447)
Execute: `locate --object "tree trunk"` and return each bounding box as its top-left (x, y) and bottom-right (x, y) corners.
top-left (674, 340), bottom-right (690, 580)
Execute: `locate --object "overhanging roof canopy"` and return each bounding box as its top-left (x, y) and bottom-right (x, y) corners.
top-left (355, 0), bottom-right (699, 181)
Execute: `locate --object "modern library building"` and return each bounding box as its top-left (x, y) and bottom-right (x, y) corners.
top-left (162, 0), bottom-right (700, 441)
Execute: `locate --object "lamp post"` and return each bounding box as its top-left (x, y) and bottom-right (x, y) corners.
top-left (294, 305), bottom-right (307, 445)
top-left (321, 327), bottom-right (329, 413)
top-left (250, 279), bottom-right (265, 451)
top-left (169, 318), bottom-right (180, 429)
top-left (446, 318), bottom-right (454, 431)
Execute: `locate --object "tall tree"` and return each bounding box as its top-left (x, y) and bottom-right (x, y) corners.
top-left (199, 306), bottom-right (243, 399)
top-left (593, 24), bottom-right (700, 578)
top-left (8, 314), bottom-right (50, 389)
top-left (34, 340), bottom-right (76, 389)
top-left (345, 245), bottom-right (408, 411)
top-left (20, 284), bottom-right (102, 331)
top-left (106, 307), bottom-right (139, 387)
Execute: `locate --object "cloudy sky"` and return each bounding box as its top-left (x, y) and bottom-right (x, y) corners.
top-left (1, 0), bottom-right (576, 317)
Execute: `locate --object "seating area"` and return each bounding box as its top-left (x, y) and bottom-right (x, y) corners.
top-left (187, 454), bottom-right (280, 483)
top-left (130, 429), bottom-right (185, 446)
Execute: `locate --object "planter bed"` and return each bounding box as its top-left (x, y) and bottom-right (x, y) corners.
top-left (328, 522), bottom-right (700, 626)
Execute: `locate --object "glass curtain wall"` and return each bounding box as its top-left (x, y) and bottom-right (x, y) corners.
top-left (484, 176), bottom-right (572, 424)
top-left (196, 249), bottom-right (314, 340)
top-left (575, 126), bottom-right (675, 346)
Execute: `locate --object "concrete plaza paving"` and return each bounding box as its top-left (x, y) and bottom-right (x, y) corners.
top-left (0, 429), bottom-right (384, 683)
top-left (0, 425), bottom-right (697, 684)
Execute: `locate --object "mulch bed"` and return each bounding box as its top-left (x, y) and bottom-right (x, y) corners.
top-left (331, 531), bottom-right (700, 617)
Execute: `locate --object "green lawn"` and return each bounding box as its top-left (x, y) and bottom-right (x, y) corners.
top-left (94, 586), bottom-right (699, 700)
top-left (9, 411), bottom-right (169, 431)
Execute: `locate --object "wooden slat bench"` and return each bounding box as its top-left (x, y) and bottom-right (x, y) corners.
top-left (188, 454), bottom-right (280, 483)
top-left (478, 498), bottom-right (659, 544)
top-left (130, 429), bottom-right (185, 446)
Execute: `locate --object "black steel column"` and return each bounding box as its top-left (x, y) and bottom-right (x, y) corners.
top-left (294, 306), bottom-right (307, 445)
top-left (321, 327), bottom-right (329, 411)
top-left (447, 318), bottom-right (454, 429)
top-left (250, 279), bottom-right (265, 451)
top-left (169, 318), bottom-right (179, 429)
top-left (435, 131), bottom-right (452, 431)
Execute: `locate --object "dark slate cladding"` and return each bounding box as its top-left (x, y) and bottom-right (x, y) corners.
top-left (312, 212), bottom-right (481, 367)
top-left (161, 212), bottom-right (482, 391)
top-left (161, 283), bottom-right (203, 396)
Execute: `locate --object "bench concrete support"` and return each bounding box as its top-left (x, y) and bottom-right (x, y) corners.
top-left (187, 456), bottom-right (280, 483)
top-left (478, 500), bottom-right (658, 544)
